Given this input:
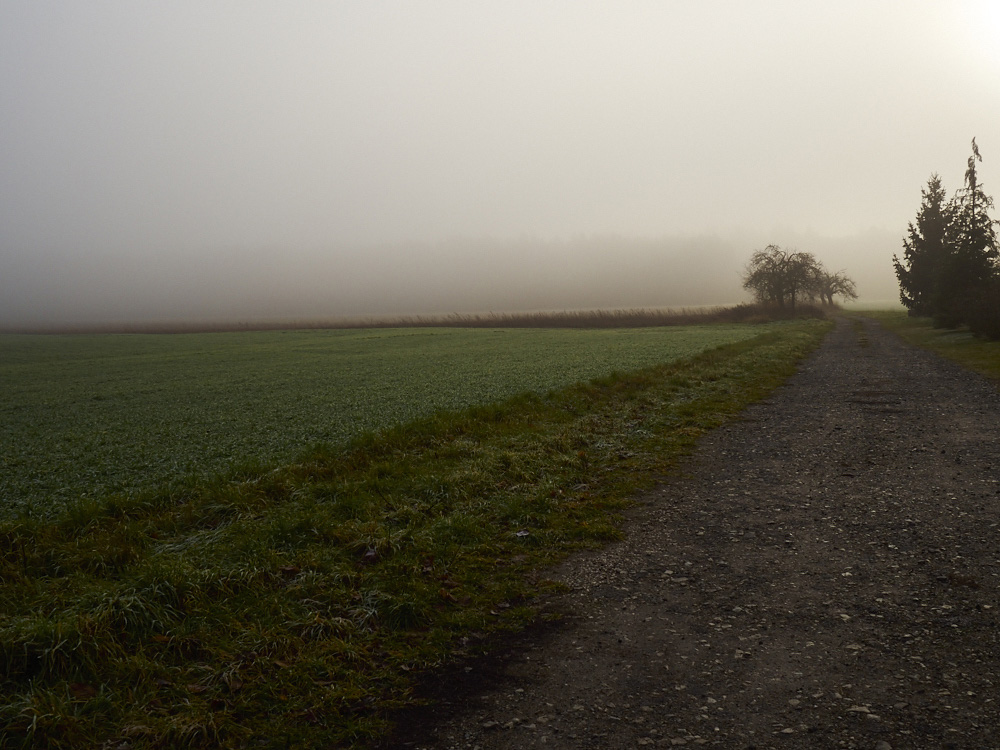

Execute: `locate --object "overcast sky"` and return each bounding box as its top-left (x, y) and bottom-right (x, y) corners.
top-left (2, 1), bottom-right (999, 326)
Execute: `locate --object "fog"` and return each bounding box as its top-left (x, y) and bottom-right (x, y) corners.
top-left (2, 2), bottom-right (999, 328)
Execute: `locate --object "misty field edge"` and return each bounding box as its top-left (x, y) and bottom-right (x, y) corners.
top-left (0, 320), bottom-right (831, 748)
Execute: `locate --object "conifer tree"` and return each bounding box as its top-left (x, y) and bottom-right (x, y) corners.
top-left (950, 138), bottom-right (1000, 333)
top-left (893, 174), bottom-right (952, 316)
top-left (938, 138), bottom-right (999, 325)
top-left (894, 139), bottom-right (998, 327)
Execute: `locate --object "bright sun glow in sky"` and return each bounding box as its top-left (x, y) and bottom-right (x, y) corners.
top-left (967, 0), bottom-right (1000, 66)
top-left (1, 1), bottom-right (999, 324)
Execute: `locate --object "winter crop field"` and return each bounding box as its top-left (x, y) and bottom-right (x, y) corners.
top-left (1, 324), bottom-right (777, 517)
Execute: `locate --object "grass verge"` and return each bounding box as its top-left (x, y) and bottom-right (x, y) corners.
top-left (862, 310), bottom-right (1000, 381)
top-left (0, 320), bottom-right (830, 748)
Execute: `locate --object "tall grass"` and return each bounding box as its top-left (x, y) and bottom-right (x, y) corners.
top-left (2, 302), bottom-right (826, 334)
top-left (349, 303), bottom-right (826, 329)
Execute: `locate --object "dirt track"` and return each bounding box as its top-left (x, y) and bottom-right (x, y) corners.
top-left (392, 317), bottom-right (1000, 750)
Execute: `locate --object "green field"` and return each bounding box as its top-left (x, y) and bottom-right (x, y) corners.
top-left (1, 324), bottom-right (776, 517)
top-left (0, 319), bottom-right (832, 748)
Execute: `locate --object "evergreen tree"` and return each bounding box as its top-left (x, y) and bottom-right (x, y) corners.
top-left (894, 139), bottom-right (999, 327)
top-left (893, 174), bottom-right (952, 316)
top-left (944, 138), bottom-right (1000, 339)
top-left (956, 138), bottom-right (998, 256)
top-left (937, 138), bottom-right (999, 326)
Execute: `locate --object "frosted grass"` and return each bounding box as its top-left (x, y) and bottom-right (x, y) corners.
top-left (0, 324), bottom-right (776, 515)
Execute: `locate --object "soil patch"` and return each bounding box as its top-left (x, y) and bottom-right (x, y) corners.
top-left (388, 316), bottom-right (1000, 749)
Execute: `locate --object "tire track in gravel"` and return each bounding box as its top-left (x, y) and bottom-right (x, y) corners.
top-left (392, 316), bottom-right (1000, 750)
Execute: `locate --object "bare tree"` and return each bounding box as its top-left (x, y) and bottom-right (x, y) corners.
top-left (742, 245), bottom-right (821, 310)
top-left (814, 270), bottom-right (858, 306)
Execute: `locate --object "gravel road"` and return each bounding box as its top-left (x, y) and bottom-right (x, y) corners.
top-left (391, 316), bottom-right (1000, 750)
